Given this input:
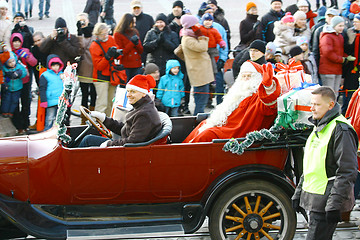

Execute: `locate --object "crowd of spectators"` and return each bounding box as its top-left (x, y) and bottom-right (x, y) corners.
top-left (0, 0), bottom-right (360, 135)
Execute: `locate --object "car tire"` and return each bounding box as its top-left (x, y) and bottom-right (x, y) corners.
top-left (209, 180), bottom-right (296, 240)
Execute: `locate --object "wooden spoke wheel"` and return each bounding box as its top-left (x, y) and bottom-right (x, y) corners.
top-left (79, 106), bottom-right (112, 139)
top-left (209, 180), bottom-right (296, 240)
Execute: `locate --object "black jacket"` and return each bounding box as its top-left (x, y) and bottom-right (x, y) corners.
top-left (134, 12), bottom-right (155, 43)
top-left (232, 48), bottom-right (266, 79)
top-left (292, 103), bottom-right (358, 213)
top-left (84, 0), bottom-right (101, 25)
top-left (239, 14), bottom-right (259, 46)
top-left (143, 26), bottom-right (179, 76)
top-left (104, 95), bottom-right (162, 146)
top-left (257, 9), bottom-right (284, 43)
top-left (214, 6), bottom-right (231, 49)
top-left (11, 24), bottom-right (34, 50)
top-left (101, 0), bottom-right (113, 19)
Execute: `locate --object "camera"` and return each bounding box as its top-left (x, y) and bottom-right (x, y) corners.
top-left (115, 48), bottom-right (123, 56)
top-left (57, 28), bottom-right (65, 36)
top-left (80, 20), bottom-right (86, 26)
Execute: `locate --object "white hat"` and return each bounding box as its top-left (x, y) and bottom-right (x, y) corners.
top-left (297, 0), bottom-right (309, 7)
top-left (0, 0), bottom-right (9, 9)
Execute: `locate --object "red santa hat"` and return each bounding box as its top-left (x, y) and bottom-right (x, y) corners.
top-left (126, 74), bottom-right (156, 94)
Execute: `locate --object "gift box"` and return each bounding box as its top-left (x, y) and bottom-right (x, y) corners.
top-left (276, 84), bottom-right (320, 129)
top-left (275, 60), bottom-right (313, 94)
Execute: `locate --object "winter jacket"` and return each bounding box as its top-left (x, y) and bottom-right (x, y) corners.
top-left (84, 0), bottom-right (101, 25)
top-left (292, 103), bottom-right (358, 213)
top-left (239, 14), bottom-right (259, 47)
top-left (350, 2), bottom-right (360, 14)
top-left (103, 94), bottom-right (162, 146)
top-left (342, 27), bottom-right (360, 91)
top-left (0, 16), bottom-right (11, 47)
top-left (39, 31), bottom-right (80, 65)
top-left (257, 9), bottom-right (285, 43)
top-left (168, 12), bottom-right (184, 35)
top-left (114, 29), bottom-right (143, 69)
top-left (181, 35), bottom-right (214, 87)
top-left (11, 23), bottom-right (34, 50)
top-left (212, 22), bottom-right (229, 62)
top-left (89, 35), bottom-right (120, 81)
top-left (39, 54), bottom-right (64, 107)
top-left (199, 25), bottom-right (225, 49)
top-left (143, 27), bottom-right (179, 76)
top-left (10, 33), bottom-right (37, 84)
top-left (156, 60), bottom-right (185, 108)
top-left (294, 26), bottom-right (311, 42)
top-left (319, 25), bottom-right (345, 75)
top-left (310, 19), bottom-right (325, 51)
top-left (78, 35), bottom-right (96, 83)
top-left (213, 6), bottom-right (231, 48)
top-left (134, 12), bottom-right (154, 43)
top-left (2, 52), bottom-right (27, 92)
top-left (101, 0), bottom-right (114, 20)
top-left (273, 21), bottom-right (298, 55)
top-left (342, 0), bottom-right (355, 20)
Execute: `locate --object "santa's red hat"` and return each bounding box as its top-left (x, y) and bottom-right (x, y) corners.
top-left (126, 74), bottom-right (156, 94)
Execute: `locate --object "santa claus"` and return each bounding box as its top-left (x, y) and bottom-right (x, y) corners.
top-left (183, 61), bottom-right (281, 143)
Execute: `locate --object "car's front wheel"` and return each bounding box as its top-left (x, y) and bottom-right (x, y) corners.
top-left (209, 180), bottom-right (296, 240)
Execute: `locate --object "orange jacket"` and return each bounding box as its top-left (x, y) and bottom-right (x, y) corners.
top-left (0, 51), bottom-right (10, 84)
top-left (199, 26), bottom-right (226, 49)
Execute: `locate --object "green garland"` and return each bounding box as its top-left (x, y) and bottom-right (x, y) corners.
top-left (55, 63), bottom-right (78, 144)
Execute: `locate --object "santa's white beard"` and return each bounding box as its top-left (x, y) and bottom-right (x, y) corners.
top-left (199, 74), bottom-right (262, 132)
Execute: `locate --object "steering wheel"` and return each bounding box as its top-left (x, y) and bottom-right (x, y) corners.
top-left (79, 106), bottom-right (113, 139)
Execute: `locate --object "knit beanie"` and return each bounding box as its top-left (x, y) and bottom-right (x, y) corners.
top-left (202, 13), bottom-right (214, 22)
top-left (282, 12), bottom-right (295, 23)
top-left (144, 63), bottom-right (159, 74)
top-left (181, 15), bottom-right (198, 29)
top-left (249, 39), bottom-right (266, 53)
top-left (126, 75), bottom-right (156, 94)
top-left (317, 6), bottom-right (327, 20)
top-left (330, 16), bottom-right (344, 28)
top-left (271, 0), bottom-right (282, 3)
top-left (355, 13), bottom-right (360, 21)
top-left (207, 0), bottom-right (217, 6)
top-left (289, 46), bottom-right (303, 58)
top-left (55, 17), bottom-right (67, 28)
top-left (297, 0), bottom-right (309, 7)
top-left (266, 42), bottom-right (277, 55)
top-left (0, 0), bottom-right (9, 9)
top-left (246, 2), bottom-right (257, 12)
top-left (173, 0), bottom-right (183, 9)
top-left (13, 12), bottom-right (25, 19)
top-left (296, 36), bottom-right (308, 46)
top-left (155, 13), bottom-right (169, 25)
top-left (293, 10), bottom-right (307, 21)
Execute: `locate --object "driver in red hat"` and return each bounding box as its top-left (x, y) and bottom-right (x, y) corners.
top-left (78, 74), bottom-right (162, 147)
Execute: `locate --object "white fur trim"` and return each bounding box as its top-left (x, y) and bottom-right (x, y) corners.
top-left (126, 84), bottom-right (149, 94)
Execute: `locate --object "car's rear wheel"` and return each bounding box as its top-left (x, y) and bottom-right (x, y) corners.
top-left (209, 180), bottom-right (296, 240)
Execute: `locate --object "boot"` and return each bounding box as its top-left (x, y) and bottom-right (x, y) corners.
top-left (29, 10), bottom-right (32, 18)
top-left (89, 106), bottom-right (95, 111)
top-left (316, 3), bottom-right (320, 11)
top-left (341, 211), bottom-right (351, 222)
top-left (25, 12), bottom-right (28, 19)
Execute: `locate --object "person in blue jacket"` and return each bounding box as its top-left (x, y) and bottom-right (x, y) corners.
top-left (39, 54), bottom-right (64, 131)
top-left (156, 59), bottom-right (184, 117)
top-left (1, 51), bottom-right (27, 118)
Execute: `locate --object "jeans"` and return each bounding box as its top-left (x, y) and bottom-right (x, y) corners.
top-left (12, 80), bottom-right (32, 130)
top-left (341, 90), bottom-right (354, 115)
top-left (12, 0), bottom-right (21, 16)
top-left (44, 105), bottom-right (57, 131)
top-left (24, 0), bottom-right (33, 14)
top-left (38, 0), bottom-right (50, 17)
top-left (79, 135), bottom-right (108, 147)
top-left (125, 67), bottom-right (142, 83)
top-left (164, 106), bottom-right (179, 117)
top-left (215, 71), bottom-right (225, 105)
top-left (80, 82), bottom-right (96, 108)
top-left (354, 171), bottom-right (360, 199)
top-left (1, 89), bottom-right (21, 114)
top-left (193, 84), bottom-right (209, 116)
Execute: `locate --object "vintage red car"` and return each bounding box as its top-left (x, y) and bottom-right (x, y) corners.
top-left (0, 111), bottom-right (309, 239)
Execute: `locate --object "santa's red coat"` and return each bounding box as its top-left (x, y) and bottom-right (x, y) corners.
top-left (183, 79), bottom-right (281, 143)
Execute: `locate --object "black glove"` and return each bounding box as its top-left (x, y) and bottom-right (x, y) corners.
top-left (216, 59), bottom-right (225, 72)
top-left (76, 21), bottom-right (83, 36)
top-left (5, 69), bottom-right (22, 79)
top-left (326, 210), bottom-right (342, 223)
top-left (130, 34), bottom-right (139, 45)
top-left (113, 64), bottom-right (125, 71)
top-left (13, 23), bottom-right (21, 31)
top-left (105, 46), bottom-right (118, 60)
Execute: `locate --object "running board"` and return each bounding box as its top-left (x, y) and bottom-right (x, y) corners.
top-left (67, 224), bottom-right (184, 239)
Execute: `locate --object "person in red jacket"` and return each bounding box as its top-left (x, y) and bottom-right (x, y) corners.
top-left (183, 61), bottom-right (280, 143)
top-left (89, 22), bottom-right (122, 116)
top-left (319, 16), bottom-right (355, 98)
top-left (114, 13), bottom-right (143, 82)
